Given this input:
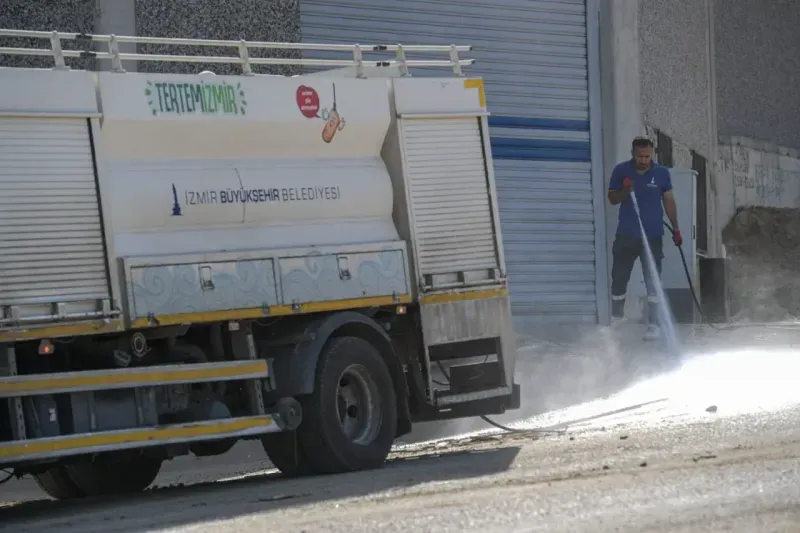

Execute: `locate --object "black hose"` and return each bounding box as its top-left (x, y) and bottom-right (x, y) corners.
top-left (661, 220), bottom-right (725, 330)
top-left (434, 361), bottom-right (564, 435)
top-left (0, 469), bottom-right (14, 484)
top-left (662, 221), bottom-right (704, 319)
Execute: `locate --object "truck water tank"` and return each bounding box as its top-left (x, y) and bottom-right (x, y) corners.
top-left (96, 73), bottom-right (398, 257)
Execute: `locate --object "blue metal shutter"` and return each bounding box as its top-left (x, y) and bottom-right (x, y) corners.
top-left (300, 0), bottom-right (598, 328)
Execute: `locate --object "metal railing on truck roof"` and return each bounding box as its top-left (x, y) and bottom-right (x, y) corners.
top-left (0, 28), bottom-right (474, 77)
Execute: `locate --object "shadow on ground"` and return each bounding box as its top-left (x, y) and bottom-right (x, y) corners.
top-left (0, 444), bottom-right (522, 532)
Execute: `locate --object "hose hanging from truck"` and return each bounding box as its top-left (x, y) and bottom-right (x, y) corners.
top-left (433, 361), bottom-right (564, 435)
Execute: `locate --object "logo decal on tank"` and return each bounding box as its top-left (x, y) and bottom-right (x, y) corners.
top-left (295, 83), bottom-right (347, 144)
top-left (146, 80), bottom-right (247, 117)
top-left (171, 183), bottom-right (182, 216)
top-left (169, 182), bottom-right (343, 217)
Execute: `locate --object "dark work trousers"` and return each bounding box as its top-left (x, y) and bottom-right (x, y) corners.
top-left (610, 234), bottom-right (664, 324)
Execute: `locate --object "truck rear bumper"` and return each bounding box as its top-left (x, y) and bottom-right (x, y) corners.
top-left (409, 383), bottom-right (520, 422)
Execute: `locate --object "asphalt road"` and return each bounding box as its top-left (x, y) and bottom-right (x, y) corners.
top-left (2, 326), bottom-right (800, 531)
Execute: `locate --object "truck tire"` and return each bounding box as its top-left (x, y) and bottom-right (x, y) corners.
top-left (261, 430), bottom-right (316, 477)
top-left (64, 451), bottom-right (162, 497)
top-left (34, 466), bottom-right (85, 500)
top-left (297, 335), bottom-right (398, 474)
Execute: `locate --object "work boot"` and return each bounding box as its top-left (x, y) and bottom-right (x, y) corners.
top-left (642, 324), bottom-right (661, 341)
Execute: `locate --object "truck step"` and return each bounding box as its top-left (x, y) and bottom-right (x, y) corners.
top-left (0, 414), bottom-right (278, 464)
top-left (0, 360), bottom-right (268, 398)
top-left (434, 385), bottom-right (513, 407)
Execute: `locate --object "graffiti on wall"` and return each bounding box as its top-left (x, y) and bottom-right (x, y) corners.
top-left (716, 142), bottom-right (800, 225)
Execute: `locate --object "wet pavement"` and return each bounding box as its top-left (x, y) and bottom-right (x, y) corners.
top-left (2, 325), bottom-right (800, 531)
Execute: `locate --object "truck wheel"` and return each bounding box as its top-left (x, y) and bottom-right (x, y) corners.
top-left (34, 466), bottom-right (85, 500)
top-left (298, 336), bottom-right (398, 474)
top-left (261, 430), bottom-right (316, 477)
top-left (64, 451), bottom-right (162, 497)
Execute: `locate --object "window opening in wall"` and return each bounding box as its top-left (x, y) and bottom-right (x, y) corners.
top-left (691, 150), bottom-right (708, 254)
top-left (654, 130), bottom-right (673, 167)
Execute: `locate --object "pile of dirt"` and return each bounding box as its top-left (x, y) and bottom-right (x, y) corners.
top-left (722, 206), bottom-right (800, 322)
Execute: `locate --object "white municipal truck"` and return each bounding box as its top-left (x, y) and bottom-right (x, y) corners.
top-left (0, 29), bottom-right (519, 500)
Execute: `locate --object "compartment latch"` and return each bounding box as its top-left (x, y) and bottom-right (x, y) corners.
top-left (337, 255), bottom-right (351, 281)
top-left (199, 265), bottom-right (215, 291)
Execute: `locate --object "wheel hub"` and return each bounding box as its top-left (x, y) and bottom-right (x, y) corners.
top-left (336, 364), bottom-right (382, 445)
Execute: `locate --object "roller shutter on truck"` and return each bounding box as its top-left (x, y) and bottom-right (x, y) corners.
top-left (0, 117), bottom-right (111, 307)
top-left (402, 117), bottom-right (500, 278)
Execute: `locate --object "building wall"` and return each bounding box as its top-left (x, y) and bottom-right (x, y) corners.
top-left (134, 0), bottom-right (302, 76)
top-left (600, 0), bottom-right (715, 320)
top-left (0, 0), bottom-right (97, 70)
top-left (639, 0), bottom-right (713, 160)
top-left (716, 137), bottom-right (800, 231)
top-left (714, 0), bottom-right (800, 150)
top-left (0, 1), bottom-right (302, 74)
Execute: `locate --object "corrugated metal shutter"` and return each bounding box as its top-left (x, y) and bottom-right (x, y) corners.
top-left (0, 117), bottom-right (110, 306)
top-left (401, 117), bottom-right (499, 277)
top-left (300, 0), bottom-right (599, 327)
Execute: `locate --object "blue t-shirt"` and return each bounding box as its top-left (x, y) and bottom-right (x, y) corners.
top-left (609, 159), bottom-right (672, 239)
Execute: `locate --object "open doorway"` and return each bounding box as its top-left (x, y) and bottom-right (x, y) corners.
top-left (691, 150), bottom-right (708, 255)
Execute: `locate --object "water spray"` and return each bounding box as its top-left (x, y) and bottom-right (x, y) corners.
top-left (461, 193), bottom-right (800, 439)
top-left (628, 190), bottom-right (682, 355)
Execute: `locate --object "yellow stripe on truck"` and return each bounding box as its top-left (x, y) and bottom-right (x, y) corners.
top-left (463, 78), bottom-right (487, 108)
top-left (0, 360), bottom-right (268, 397)
top-left (130, 294), bottom-right (413, 329)
top-left (419, 287), bottom-right (508, 305)
top-left (0, 415), bottom-right (275, 461)
top-left (0, 319), bottom-right (124, 343)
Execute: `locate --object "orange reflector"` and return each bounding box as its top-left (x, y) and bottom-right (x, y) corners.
top-left (38, 340), bottom-right (54, 355)
top-left (396, 305), bottom-right (407, 315)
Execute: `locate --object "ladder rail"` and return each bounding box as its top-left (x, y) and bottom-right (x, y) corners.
top-left (0, 29), bottom-right (474, 76)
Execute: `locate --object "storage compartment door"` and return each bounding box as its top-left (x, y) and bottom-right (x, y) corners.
top-left (0, 117), bottom-right (111, 319)
top-left (401, 117), bottom-right (502, 289)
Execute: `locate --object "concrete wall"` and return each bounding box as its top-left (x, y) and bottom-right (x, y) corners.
top-left (639, 0), bottom-right (713, 160)
top-left (0, 0), bottom-right (97, 70)
top-left (0, 0), bottom-right (302, 75)
top-left (714, 1), bottom-right (800, 150)
top-left (134, 0), bottom-right (301, 76)
top-left (599, 0), bottom-right (645, 320)
top-left (604, 0), bottom-right (718, 319)
top-left (716, 137), bottom-right (800, 231)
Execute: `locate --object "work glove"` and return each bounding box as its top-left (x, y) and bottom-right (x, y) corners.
top-left (673, 228), bottom-right (683, 247)
top-left (622, 177), bottom-right (633, 192)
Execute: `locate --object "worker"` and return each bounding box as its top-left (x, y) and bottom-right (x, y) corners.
top-left (607, 136), bottom-right (681, 341)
